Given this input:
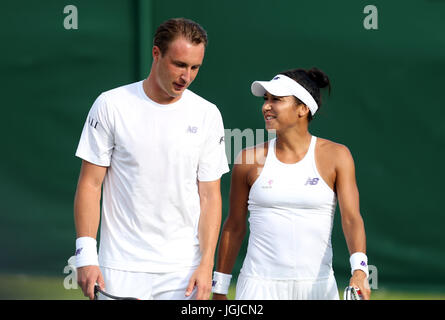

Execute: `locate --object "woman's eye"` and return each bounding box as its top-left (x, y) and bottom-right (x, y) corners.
top-left (263, 96), bottom-right (280, 101)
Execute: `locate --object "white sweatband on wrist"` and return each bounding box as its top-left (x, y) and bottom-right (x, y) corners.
top-left (350, 252), bottom-right (369, 278)
top-left (75, 237), bottom-right (99, 268)
top-left (211, 271), bottom-right (232, 295)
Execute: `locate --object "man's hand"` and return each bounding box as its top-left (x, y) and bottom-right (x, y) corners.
top-left (77, 265), bottom-right (105, 300)
top-left (212, 293), bottom-right (228, 300)
top-left (349, 270), bottom-right (371, 300)
top-left (185, 264), bottom-right (213, 300)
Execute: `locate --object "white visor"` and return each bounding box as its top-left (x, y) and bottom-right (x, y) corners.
top-left (251, 74), bottom-right (319, 115)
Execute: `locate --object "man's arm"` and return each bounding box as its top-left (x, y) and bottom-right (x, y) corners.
top-left (185, 179), bottom-right (222, 300)
top-left (74, 160), bottom-right (107, 300)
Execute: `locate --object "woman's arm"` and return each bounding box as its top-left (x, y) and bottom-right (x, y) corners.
top-left (335, 145), bottom-right (371, 300)
top-left (212, 149), bottom-right (252, 299)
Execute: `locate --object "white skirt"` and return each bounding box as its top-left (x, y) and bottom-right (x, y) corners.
top-left (235, 273), bottom-right (339, 300)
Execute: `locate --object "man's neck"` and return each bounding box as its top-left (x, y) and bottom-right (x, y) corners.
top-left (142, 76), bottom-right (182, 105)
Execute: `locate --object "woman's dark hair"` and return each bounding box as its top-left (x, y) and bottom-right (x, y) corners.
top-left (280, 67), bottom-right (331, 122)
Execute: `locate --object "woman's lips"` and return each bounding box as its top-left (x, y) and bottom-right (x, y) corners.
top-left (264, 114), bottom-right (276, 121)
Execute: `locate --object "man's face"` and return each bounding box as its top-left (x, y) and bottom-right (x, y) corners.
top-left (152, 37), bottom-right (205, 103)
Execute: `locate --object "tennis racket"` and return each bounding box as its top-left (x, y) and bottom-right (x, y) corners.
top-left (94, 285), bottom-right (139, 300)
top-left (343, 286), bottom-right (363, 300)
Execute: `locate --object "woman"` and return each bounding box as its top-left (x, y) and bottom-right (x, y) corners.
top-left (212, 68), bottom-right (370, 300)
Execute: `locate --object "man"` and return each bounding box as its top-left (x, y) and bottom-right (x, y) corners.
top-left (73, 18), bottom-right (229, 300)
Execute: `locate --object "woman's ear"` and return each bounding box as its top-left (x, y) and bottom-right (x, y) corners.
top-left (297, 104), bottom-right (311, 118)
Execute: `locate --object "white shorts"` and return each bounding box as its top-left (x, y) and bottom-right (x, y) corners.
top-left (235, 273), bottom-right (339, 300)
top-left (99, 266), bottom-right (198, 300)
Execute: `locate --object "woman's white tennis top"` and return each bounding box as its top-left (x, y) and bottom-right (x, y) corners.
top-left (241, 136), bottom-right (337, 280)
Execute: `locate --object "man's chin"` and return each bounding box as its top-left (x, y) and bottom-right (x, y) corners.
top-left (170, 88), bottom-right (186, 97)
top-left (172, 89), bottom-right (184, 96)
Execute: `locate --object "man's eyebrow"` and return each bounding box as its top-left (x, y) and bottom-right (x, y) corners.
top-left (172, 60), bottom-right (201, 68)
top-left (172, 60), bottom-right (187, 65)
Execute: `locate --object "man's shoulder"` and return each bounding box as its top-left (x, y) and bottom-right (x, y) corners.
top-left (184, 89), bottom-right (218, 111)
top-left (101, 81), bottom-right (141, 100)
top-left (92, 81), bottom-right (143, 115)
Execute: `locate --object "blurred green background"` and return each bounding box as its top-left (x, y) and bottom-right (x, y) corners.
top-left (0, 0), bottom-right (444, 299)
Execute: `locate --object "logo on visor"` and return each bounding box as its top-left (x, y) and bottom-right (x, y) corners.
top-left (273, 76), bottom-right (280, 80)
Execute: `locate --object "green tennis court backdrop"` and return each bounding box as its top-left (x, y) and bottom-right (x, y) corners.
top-left (0, 0), bottom-right (444, 294)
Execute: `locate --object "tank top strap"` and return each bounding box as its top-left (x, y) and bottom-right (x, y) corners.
top-left (265, 138), bottom-right (278, 165)
top-left (306, 135), bottom-right (317, 161)
top-left (266, 136), bottom-right (316, 165)
top-left (255, 138), bottom-right (277, 174)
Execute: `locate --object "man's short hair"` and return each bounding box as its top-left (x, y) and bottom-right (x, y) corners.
top-left (153, 18), bottom-right (208, 55)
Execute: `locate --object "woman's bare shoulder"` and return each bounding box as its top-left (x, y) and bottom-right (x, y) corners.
top-left (235, 141), bottom-right (269, 166)
top-left (316, 137), bottom-right (354, 165)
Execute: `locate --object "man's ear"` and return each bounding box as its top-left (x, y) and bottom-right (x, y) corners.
top-left (152, 46), bottom-right (162, 62)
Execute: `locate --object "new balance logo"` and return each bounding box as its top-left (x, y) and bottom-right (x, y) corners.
top-left (187, 126), bottom-right (198, 133)
top-left (75, 248), bottom-right (83, 256)
top-left (261, 179), bottom-right (274, 189)
top-left (305, 177), bottom-right (319, 186)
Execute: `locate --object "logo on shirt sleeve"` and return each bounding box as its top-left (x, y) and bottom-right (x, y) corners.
top-left (88, 116), bottom-right (99, 129)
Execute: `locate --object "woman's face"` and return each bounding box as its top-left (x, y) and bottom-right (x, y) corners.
top-left (262, 92), bottom-right (306, 132)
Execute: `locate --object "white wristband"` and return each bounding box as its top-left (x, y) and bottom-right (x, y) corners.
top-left (75, 237), bottom-right (99, 268)
top-left (211, 271), bottom-right (232, 295)
top-left (350, 252), bottom-right (369, 278)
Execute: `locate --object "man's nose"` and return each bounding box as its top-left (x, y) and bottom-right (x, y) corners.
top-left (181, 68), bottom-right (192, 83)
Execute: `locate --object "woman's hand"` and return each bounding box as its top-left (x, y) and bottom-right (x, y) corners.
top-left (349, 270), bottom-right (371, 300)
